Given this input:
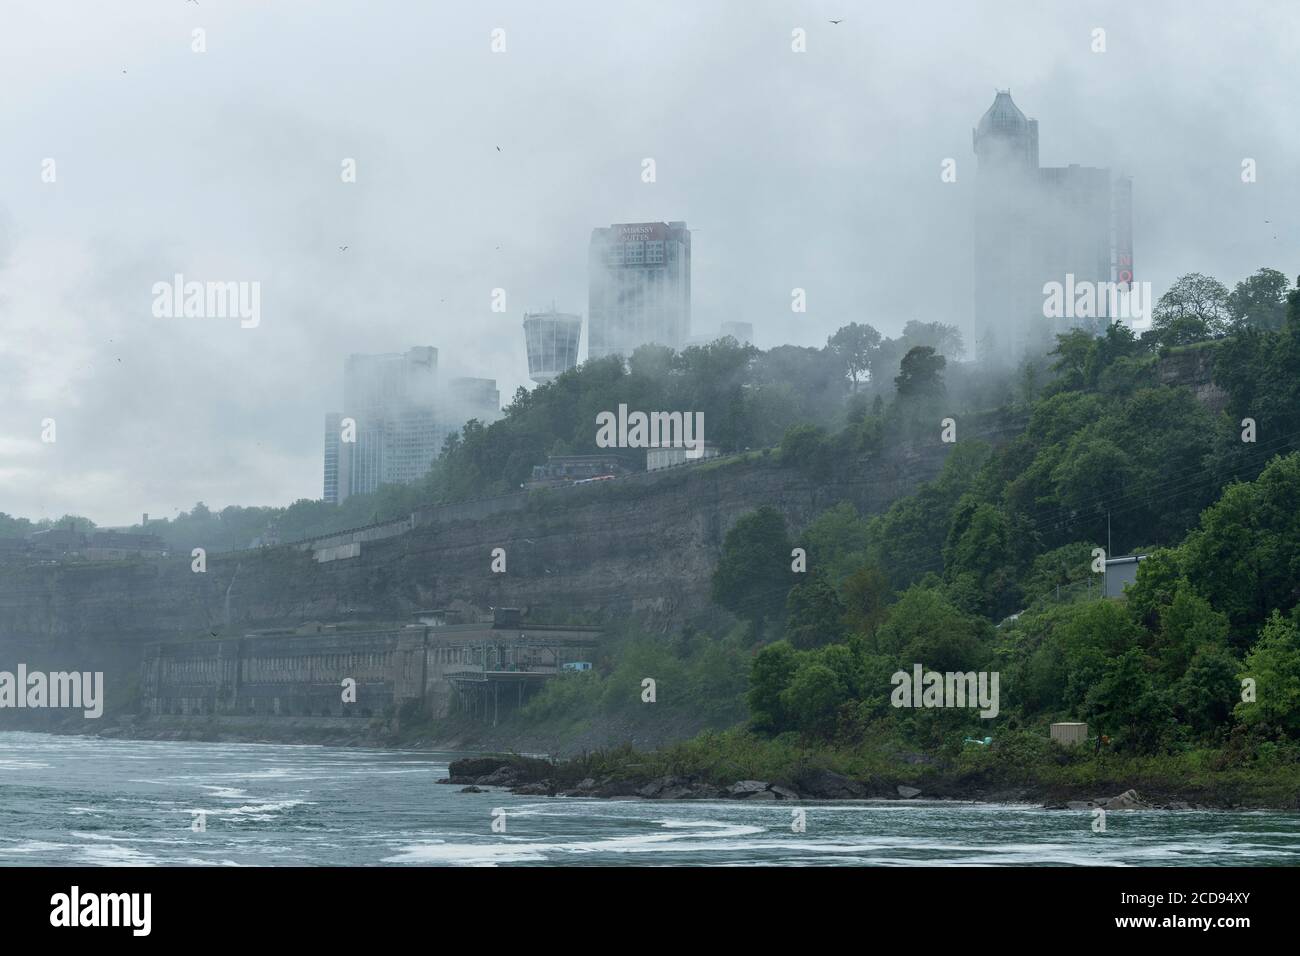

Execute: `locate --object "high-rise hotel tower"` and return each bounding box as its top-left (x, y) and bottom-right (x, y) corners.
top-left (588, 221), bottom-right (691, 361)
top-left (972, 91), bottom-right (1134, 365)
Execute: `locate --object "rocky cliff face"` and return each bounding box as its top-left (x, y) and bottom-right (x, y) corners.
top-left (0, 342), bottom-right (1229, 721)
top-left (1, 426), bottom-right (1004, 705)
top-left (1156, 345), bottom-right (1229, 413)
top-left (25, 357), bottom-right (1253, 718)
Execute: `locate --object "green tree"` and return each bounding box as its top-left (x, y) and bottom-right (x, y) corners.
top-left (784, 573), bottom-right (847, 649)
top-left (1049, 329), bottom-right (1096, 392)
top-left (1151, 272), bottom-right (1230, 345)
top-left (1180, 452), bottom-right (1300, 639)
top-left (874, 586), bottom-right (990, 672)
top-left (901, 320), bottom-right (965, 360)
top-left (827, 322), bottom-right (882, 392)
top-left (894, 346), bottom-right (946, 399)
top-left (711, 507), bottom-right (794, 633)
top-left (1084, 647), bottom-right (1173, 753)
top-left (798, 502), bottom-right (871, 584)
top-left (1175, 644), bottom-right (1240, 737)
top-left (778, 424), bottom-right (832, 476)
top-left (747, 641), bottom-right (800, 732)
top-left (1234, 612), bottom-right (1300, 737)
top-left (1226, 267), bottom-right (1290, 332)
top-left (942, 498), bottom-right (1022, 619)
top-left (1153, 587), bottom-right (1230, 681)
top-left (841, 565), bottom-right (892, 637)
top-left (780, 658), bottom-right (850, 737)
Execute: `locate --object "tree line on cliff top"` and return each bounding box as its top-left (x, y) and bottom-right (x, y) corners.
top-left (6, 264), bottom-right (1289, 559)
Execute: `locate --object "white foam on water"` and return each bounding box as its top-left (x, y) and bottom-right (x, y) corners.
top-left (385, 841), bottom-right (551, 865)
top-left (384, 819), bottom-right (769, 866)
top-left (0, 840), bottom-right (77, 855)
top-left (198, 798), bottom-right (312, 819)
top-left (198, 785), bottom-right (250, 800)
top-left (75, 843), bottom-right (158, 866)
top-left (661, 819), bottom-right (742, 829)
top-left (0, 759), bottom-right (50, 770)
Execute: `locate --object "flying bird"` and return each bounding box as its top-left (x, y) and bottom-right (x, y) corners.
top-left (829, 19), bottom-right (844, 25)
top-left (339, 245), bottom-right (348, 252)
top-left (495, 146), bottom-right (501, 151)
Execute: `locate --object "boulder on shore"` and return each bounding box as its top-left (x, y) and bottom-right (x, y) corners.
top-left (1047, 789), bottom-right (1155, 811)
top-left (896, 785), bottom-right (922, 799)
top-left (444, 755), bottom-right (552, 787)
top-left (1098, 788), bottom-right (1151, 811)
top-left (794, 768), bottom-right (871, 799)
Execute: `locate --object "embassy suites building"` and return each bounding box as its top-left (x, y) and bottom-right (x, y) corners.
top-left (588, 221), bottom-right (691, 361)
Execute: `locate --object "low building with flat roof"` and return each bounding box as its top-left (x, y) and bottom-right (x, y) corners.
top-left (1104, 554), bottom-right (1148, 598)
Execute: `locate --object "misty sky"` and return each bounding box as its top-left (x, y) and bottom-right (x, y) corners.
top-left (1, 0), bottom-right (1296, 526)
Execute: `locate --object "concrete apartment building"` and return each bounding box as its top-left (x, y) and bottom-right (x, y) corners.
top-left (324, 347), bottom-right (499, 504)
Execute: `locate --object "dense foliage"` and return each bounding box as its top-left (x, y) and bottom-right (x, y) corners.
top-left (718, 271), bottom-right (1300, 771)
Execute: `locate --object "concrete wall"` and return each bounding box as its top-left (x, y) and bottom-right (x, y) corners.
top-left (139, 624), bottom-right (600, 721)
top-left (141, 629), bottom-right (423, 718)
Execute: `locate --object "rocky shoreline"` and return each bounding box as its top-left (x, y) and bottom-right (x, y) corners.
top-left (439, 756), bottom-right (1234, 810)
top-left (31, 724), bottom-right (1286, 811)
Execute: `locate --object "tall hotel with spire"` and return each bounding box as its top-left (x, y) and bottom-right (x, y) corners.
top-left (972, 90), bottom-right (1134, 365)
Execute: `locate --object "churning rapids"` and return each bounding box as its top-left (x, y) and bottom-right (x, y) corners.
top-left (1, 732), bottom-right (1296, 866)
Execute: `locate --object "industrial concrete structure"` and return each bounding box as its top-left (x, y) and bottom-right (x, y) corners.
top-left (588, 221), bottom-right (691, 361)
top-left (523, 308), bottom-right (583, 384)
top-left (25, 528), bottom-right (167, 561)
top-left (140, 610), bottom-right (601, 724)
top-left (972, 90), bottom-right (1134, 366)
